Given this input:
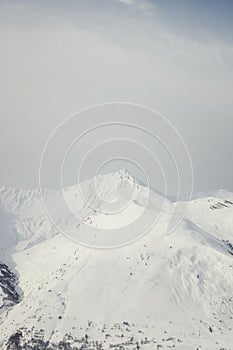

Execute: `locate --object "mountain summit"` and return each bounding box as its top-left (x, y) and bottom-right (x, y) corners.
top-left (0, 172), bottom-right (233, 349)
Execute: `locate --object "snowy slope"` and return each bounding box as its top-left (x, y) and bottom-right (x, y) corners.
top-left (0, 170), bottom-right (233, 349)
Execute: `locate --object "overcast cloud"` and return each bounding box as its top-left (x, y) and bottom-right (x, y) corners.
top-left (0, 0), bottom-right (232, 195)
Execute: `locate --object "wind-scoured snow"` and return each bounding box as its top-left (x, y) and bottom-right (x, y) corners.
top-left (0, 170), bottom-right (233, 349)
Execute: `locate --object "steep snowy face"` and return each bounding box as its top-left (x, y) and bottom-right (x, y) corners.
top-left (63, 168), bottom-right (143, 221)
top-left (60, 169), bottom-right (170, 247)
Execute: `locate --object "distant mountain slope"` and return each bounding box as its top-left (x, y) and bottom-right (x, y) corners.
top-left (0, 170), bottom-right (233, 349)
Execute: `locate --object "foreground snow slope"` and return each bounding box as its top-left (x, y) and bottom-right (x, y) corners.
top-left (0, 170), bottom-right (233, 349)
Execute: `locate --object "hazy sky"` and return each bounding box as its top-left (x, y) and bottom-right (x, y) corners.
top-left (0, 0), bottom-right (233, 195)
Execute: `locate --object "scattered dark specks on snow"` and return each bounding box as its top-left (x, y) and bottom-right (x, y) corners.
top-left (6, 326), bottom-right (180, 350)
top-left (210, 200), bottom-right (233, 210)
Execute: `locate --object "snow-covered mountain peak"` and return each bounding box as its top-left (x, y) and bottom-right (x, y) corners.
top-left (91, 168), bottom-right (138, 191)
top-left (0, 173), bottom-right (233, 348)
top-left (67, 168), bottom-right (141, 209)
top-left (117, 168), bottom-right (136, 181)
